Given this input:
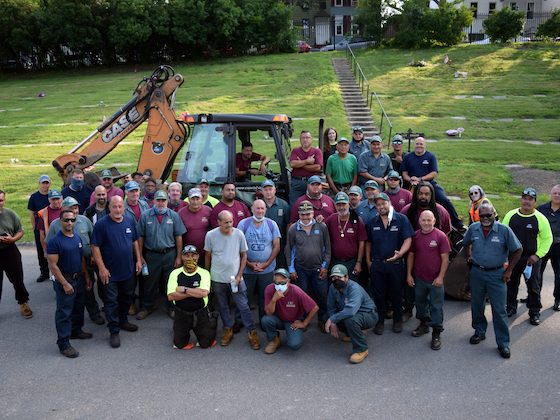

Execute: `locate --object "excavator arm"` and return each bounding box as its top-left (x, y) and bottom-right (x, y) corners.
top-left (52, 65), bottom-right (188, 184)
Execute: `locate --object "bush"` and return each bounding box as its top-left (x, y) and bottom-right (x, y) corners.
top-left (483, 7), bottom-right (525, 43)
top-left (536, 9), bottom-right (560, 38)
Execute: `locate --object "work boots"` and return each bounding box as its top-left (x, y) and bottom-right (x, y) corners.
top-left (220, 327), bottom-right (234, 346)
top-left (264, 335), bottom-right (281, 354)
top-left (248, 329), bottom-right (261, 350)
top-left (20, 302), bottom-right (33, 319)
top-left (411, 320), bottom-right (429, 337)
top-left (431, 327), bottom-right (443, 351)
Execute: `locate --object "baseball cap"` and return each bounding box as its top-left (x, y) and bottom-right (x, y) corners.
top-left (392, 134), bottom-right (403, 144)
top-left (337, 137), bottom-right (349, 144)
top-left (298, 200), bottom-right (314, 214)
top-left (352, 126), bottom-right (363, 133)
top-left (522, 187), bottom-right (537, 199)
top-left (307, 175), bottom-right (322, 185)
top-left (39, 174), bottom-right (51, 183)
top-left (199, 178), bottom-right (209, 185)
top-left (374, 192), bottom-right (390, 202)
top-left (154, 190), bottom-right (168, 200)
top-left (61, 197), bottom-right (79, 208)
top-left (188, 188), bottom-right (202, 198)
top-left (348, 186), bottom-right (362, 196)
top-left (261, 179), bottom-right (275, 188)
top-left (368, 135), bottom-right (382, 143)
top-left (48, 189), bottom-right (62, 199)
top-left (125, 181), bottom-right (140, 192)
top-left (387, 170), bottom-right (401, 180)
top-left (330, 264), bottom-right (348, 277)
top-left (274, 268), bottom-right (290, 279)
top-left (100, 169), bottom-right (113, 179)
top-left (182, 245), bottom-right (198, 254)
top-left (334, 192), bottom-right (349, 204)
top-left (364, 180), bottom-right (379, 190)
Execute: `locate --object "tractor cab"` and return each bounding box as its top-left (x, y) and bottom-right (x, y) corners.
top-left (175, 114), bottom-right (294, 204)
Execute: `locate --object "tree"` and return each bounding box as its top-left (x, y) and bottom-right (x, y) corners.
top-left (0, 0), bottom-right (40, 67)
top-left (356, 0), bottom-right (383, 43)
top-left (537, 9), bottom-right (560, 39)
top-left (483, 7), bottom-right (524, 43)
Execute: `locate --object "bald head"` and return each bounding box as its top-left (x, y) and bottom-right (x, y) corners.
top-left (108, 196), bottom-right (124, 221)
top-left (419, 210), bottom-right (436, 233)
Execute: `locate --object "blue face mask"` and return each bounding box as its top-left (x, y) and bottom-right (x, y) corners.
top-left (274, 283), bottom-right (288, 294)
top-left (71, 178), bottom-right (84, 191)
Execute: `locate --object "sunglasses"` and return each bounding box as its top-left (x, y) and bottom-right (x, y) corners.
top-left (479, 213), bottom-right (494, 219)
top-left (62, 218), bottom-right (76, 223)
top-left (469, 191), bottom-right (480, 196)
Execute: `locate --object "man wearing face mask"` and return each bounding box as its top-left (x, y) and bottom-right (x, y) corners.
top-left (62, 169), bottom-right (92, 214)
top-left (88, 170), bottom-right (124, 206)
top-left (463, 203), bottom-right (522, 359)
top-left (261, 268), bottom-right (319, 354)
top-left (325, 264), bottom-right (377, 364)
top-left (141, 177), bottom-right (158, 208)
top-left (238, 199), bottom-right (281, 322)
top-left (167, 245), bottom-right (217, 349)
top-left (136, 190), bottom-right (186, 320)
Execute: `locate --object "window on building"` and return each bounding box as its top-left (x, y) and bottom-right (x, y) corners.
top-left (336, 24), bottom-right (343, 35)
top-left (335, 0), bottom-right (343, 6)
top-left (527, 2), bottom-right (534, 19)
top-left (510, 2), bottom-right (517, 11)
top-left (489, 2), bottom-right (496, 14)
top-left (470, 2), bottom-right (478, 18)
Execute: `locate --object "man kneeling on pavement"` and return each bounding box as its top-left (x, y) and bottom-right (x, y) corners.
top-left (167, 245), bottom-right (217, 349)
top-left (325, 264), bottom-right (378, 364)
top-left (262, 268), bottom-right (319, 354)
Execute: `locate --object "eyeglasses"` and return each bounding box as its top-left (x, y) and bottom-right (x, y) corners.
top-left (478, 213), bottom-right (494, 219)
top-left (62, 218), bottom-right (76, 223)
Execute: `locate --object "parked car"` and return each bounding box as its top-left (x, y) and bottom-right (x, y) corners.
top-left (319, 39), bottom-right (375, 52)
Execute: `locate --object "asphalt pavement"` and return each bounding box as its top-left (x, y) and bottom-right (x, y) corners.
top-left (1, 247), bottom-right (559, 419)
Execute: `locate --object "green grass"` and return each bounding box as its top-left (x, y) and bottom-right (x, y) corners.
top-left (1, 44), bottom-right (559, 241)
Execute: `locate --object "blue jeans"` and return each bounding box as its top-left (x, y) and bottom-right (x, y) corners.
top-left (337, 310), bottom-right (377, 353)
top-left (261, 314), bottom-right (304, 350)
top-left (430, 181), bottom-right (463, 228)
top-left (295, 265), bottom-right (328, 322)
top-left (370, 260), bottom-right (405, 323)
top-left (212, 280), bottom-right (255, 330)
top-left (244, 272), bottom-right (274, 322)
top-left (289, 178), bottom-right (307, 206)
top-left (53, 275), bottom-right (85, 351)
top-left (414, 276), bottom-right (444, 328)
top-left (470, 266), bottom-right (509, 348)
top-left (103, 277), bottom-right (135, 334)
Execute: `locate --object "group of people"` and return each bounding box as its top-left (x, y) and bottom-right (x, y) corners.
top-left (0, 128), bottom-right (558, 364)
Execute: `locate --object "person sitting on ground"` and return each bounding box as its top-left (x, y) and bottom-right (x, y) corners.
top-left (261, 268), bottom-right (319, 354)
top-left (467, 185), bottom-right (493, 225)
top-left (236, 142), bottom-right (270, 182)
top-left (167, 245), bottom-right (217, 350)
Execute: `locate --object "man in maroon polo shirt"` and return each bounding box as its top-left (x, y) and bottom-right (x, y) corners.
top-left (209, 182), bottom-right (250, 228)
top-left (178, 188), bottom-right (212, 267)
top-left (386, 170), bottom-right (412, 213)
top-left (289, 130), bottom-right (323, 205)
top-left (290, 176), bottom-right (335, 224)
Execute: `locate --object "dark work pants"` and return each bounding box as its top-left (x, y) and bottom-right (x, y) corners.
top-left (103, 277), bottom-right (135, 334)
top-left (370, 260), bottom-right (405, 323)
top-left (244, 272), bottom-right (274, 322)
top-left (507, 257), bottom-right (543, 315)
top-left (143, 250), bottom-right (176, 310)
top-left (173, 307), bottom-right (217, 349)
top-left (295, 265), bottom-right (329, 322)
top-left (431, 181), bottom-right (463, 228)
top-left (53, 275), bottom-right (85, 351)
top-left (84, 264), bottom-right (102, 320)
top-left (336, 310), bottom-right (377, 353)
top-left (540, 243), bottom-right (560, 301)
top-left (0, 245), bottom-right (29, 305)
top-left (34, 229), bottom-right (49, 277)
top-left (331, 258), bottom-right (358, 282)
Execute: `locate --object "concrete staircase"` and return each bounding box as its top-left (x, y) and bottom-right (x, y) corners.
top-left (332, 58), bottom-right (378, 138)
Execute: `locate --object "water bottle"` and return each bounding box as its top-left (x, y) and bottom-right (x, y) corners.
top-left (142, 264), bottom-right (149, 276)
top-left (230, 275), bottom-right (238, 293)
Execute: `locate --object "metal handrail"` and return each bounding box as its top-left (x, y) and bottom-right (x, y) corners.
top-left (345, 45), bottom-right (393, 145)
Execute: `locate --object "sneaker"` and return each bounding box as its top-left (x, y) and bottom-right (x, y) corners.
top-left (119, 321), bottom-right (138, 332)
top-left (553, 300), bottom-right (560, 312)
top-left (220, 327), bottom-right (233, 346)
top-left (392, 321), bottom-right (403, 333)
top-left (91, 314), bottom-right (105, 325)
top-left (20, 302), bottom-right (33, 319)
top-left (60, 346), bottom-right (79, 358)
top-left (248, 329), bottom-right (261, 350)
top-left (173, 342), bottom-right (196, 350)
top-left (349, 349), bottom-right (369, 364)
top-left (411, 322), bottom-right (430, 337)
top-left (70, 331), bottom-right (93, 340)
top-left (135, 308), bottom-right (154, 320)
top-left (469, 334), bottom-right (486, 345)
top-left (373, 322), bottom-right (384, 335)
top-left (110, 333), bottom-right (120, 348)
top-left (128, 304), bottom-right (138, 316)
top-left (264, 336), bottom-right (281, 354)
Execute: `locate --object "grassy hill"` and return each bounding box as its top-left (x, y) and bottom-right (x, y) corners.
top-left (0, 43), bottom-right (559, 241)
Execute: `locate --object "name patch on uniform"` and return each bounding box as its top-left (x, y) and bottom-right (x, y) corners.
top-left (278, 209), bottom-right (284, 217)
top-left (237, 211), bottom-right (245, 217)
top-left (373, 226), bottom-right (381, 231)
top-left (390, 226), bottom-right (398, 232)
top-left (125, 228), bottom-right (132, 234)
top-left (166, 219), bottom-right (173, 224)
top-left (491, 236), bottom-right (501, 243)
top-left (314, 229), bottom-right (320, 235)
top-left (347, 228), bottom-right (355, 234)
top-left (422, 160), bottom-right (429, 165)
top-left (286, 301), bottom-right (296, 308)
top-left (429, 240), bottom-right (438, 248)
top-left (322, 202), bottom-right (328, 208)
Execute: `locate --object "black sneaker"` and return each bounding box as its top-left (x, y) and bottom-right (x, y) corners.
top-left (60, 346), bottom-right (79, 358)
top-left (110, 333), bottom-right (120, 348)
top-left (70, 331), bottom-right (93, 340)
top-left (119, 321), bottom-right (138, 332)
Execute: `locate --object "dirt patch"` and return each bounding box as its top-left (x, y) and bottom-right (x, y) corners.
top-left (507, 166), bottom-right (560, 195)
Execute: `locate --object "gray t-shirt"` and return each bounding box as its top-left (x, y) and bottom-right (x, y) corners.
top-left (204, 227), bottom-right (248, 283)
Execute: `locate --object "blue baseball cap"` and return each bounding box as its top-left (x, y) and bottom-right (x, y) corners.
top-left (48, 189), bottom-right (62, 199)
top-left (307, 175), bottom-right (322, 185)
top-left (261, 179), bottom-right (275, 188)
top-left (125, 181), bottom-right (141, 192)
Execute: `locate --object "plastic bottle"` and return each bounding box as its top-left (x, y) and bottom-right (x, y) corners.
top-left (230, 275), bottom-right (238, 293)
